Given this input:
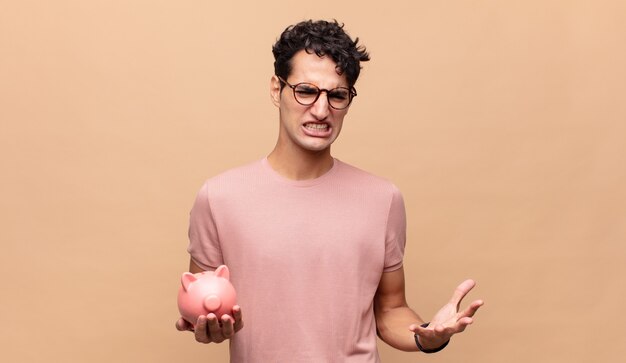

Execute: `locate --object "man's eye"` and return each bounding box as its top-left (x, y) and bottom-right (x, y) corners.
top-left (329, 91), bottom-right (349, 100)
top-left (296, 88), bottom-right (318, 95)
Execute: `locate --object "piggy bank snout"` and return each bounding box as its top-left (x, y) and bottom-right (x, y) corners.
top-left (204, 295), bottom-right (222, 311)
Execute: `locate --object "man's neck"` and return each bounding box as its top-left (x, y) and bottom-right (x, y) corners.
top-left (266, 146), bottom-right (334, 181)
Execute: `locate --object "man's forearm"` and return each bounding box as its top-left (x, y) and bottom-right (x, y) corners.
top-left (375, 305), bottom-right (423, 352)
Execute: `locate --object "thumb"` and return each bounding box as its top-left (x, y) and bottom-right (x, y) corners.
top-left (175, 317), bottom-right (192, 331)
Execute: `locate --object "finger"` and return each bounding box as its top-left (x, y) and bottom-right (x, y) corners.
top-left (232, 305), bottom-right (244, 332)
top-left (449, 279), bottom-right (476, 308)
top-left (408, 323), bottom-right (426, 334)
top-left (410, 323), bottom-right (438, 337)
top-left (175, 318), bottom-right (190, 331)
top-left (451, 317), bottom-right (474, 334)
top-left (410, 323), bottom-right (452, 349)
top-left (195, 316), bottom-right (210, 343)
top-left (207, 313), bottom-right (224, 343)
top-left (221, 315), bottom-right (235, 338)
top-left (459, 316), bottom-right (473, 326)
top-left (459, 299), bottom-right (484, 319)
top-left (434, 322), bottom-right (464, 341)
top-left (433, 323), bottom-right (446, 335)
top-left (409, 325), bottom-right (431, 339)
top-left (410, 322), bottom-right (448, 336)
top-left (472, 300), bottom-right (485, 310)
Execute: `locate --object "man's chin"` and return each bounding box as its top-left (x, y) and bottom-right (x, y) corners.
top-left (299, 141), bottom-right (334, 153)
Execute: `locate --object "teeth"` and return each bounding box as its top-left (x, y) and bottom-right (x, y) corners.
top-left (305, 123), bottom-right (329, 130)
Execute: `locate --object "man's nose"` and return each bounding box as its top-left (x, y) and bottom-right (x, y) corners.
top-left (309, 92), bottom-right (331, 119)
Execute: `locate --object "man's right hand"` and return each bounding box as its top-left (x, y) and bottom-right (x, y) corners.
top-left (175, 305), bottom-right (244, 343)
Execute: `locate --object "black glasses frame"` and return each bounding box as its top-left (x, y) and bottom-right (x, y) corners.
top-left (278, 76), bottom-right (357, 110)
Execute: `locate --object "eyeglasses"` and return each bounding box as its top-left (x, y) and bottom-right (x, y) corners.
top-left (278, 77), bottom-right (357, 110)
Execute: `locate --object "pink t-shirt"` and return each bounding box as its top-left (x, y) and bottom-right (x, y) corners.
top-left (188, 158), bottom-right (406, 362)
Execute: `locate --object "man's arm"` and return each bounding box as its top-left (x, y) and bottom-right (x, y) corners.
top-left (374, 267), bottom-right (423, 351)
top-left (175, 258), bottom-right (244, 344)
top-left (374, 267), bottom-right (483, 352)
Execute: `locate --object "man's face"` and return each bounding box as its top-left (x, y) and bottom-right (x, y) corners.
top-left (270, 50), bottom-right (351, 154)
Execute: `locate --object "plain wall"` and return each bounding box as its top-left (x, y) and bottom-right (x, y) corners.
top-left (1, 1), bottom-right (625, 362)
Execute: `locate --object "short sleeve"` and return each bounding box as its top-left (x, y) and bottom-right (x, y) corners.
top-left (187, 182), bottom-right (224, 270)
top-left (383, 185), bottom-right (407, 272)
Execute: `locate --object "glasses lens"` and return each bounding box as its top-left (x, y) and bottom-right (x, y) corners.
top-left (293, 83), bottom-right (320, 105)
top-left (328, 88), bottom-right (351, 109)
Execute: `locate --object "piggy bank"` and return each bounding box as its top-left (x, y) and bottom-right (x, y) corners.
top-left (177, 265), bottom-right (237, 327)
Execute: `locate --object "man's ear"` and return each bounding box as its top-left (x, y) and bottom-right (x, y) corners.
top-left (270, 75), bottom-right (282, 107)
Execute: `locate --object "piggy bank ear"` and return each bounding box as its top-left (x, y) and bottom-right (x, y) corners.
top-left (181, 272), bottom-right (197, 291)
top-left (214, 265), bottom-right (230, 280)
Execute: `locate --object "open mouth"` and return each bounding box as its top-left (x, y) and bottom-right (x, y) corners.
top-left (303, 122), bottom-right (329, 131)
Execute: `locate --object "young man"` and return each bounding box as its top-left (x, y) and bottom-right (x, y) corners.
top-left (176, 20), bottom-right (483, 362)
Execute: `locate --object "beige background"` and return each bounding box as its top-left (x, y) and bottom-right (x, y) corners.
top-left (1, 1), bottom-right (625, 362)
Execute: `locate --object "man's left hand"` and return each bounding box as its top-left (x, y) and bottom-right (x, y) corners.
top-left (409, 279), bottom-right (484, 351)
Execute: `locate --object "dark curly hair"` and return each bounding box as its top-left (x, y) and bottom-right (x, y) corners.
top-left (272, 20), bottom-right (370, 89)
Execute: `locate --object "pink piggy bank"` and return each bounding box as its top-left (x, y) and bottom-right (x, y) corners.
top-left (177, 265), bottom-right (237, 327)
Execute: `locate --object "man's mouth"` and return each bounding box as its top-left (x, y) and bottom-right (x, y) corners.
top-left (304, 122), bottom-right (329, 131)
